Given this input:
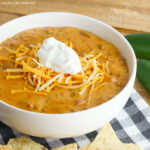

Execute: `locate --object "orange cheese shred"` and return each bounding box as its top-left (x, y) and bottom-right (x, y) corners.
top-left (6, 75), bottom-right (24, 80)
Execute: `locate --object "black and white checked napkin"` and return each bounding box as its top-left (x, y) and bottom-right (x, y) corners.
top-left (0, 89), bottom-right (150, 150)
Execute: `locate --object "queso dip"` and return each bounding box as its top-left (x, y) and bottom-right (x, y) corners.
top-left (0, 27), bottom-right (128, 113)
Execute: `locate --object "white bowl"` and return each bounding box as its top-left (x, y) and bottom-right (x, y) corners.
top-left (0, 12), bottom-right (136, 138)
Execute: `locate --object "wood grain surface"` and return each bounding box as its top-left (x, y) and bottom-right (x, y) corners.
top-left (0, 0), bottom-right (150, 105)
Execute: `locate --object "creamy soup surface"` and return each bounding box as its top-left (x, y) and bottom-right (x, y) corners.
top-left (0, 27), bottom-right (128, 113)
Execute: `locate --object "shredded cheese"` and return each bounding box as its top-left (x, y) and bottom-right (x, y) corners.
top-left (94, 82), bottom-right (105, 91)
top-left (58, 74), bottom-right (64, 83)
top-left (65, 76), bottom-right (71, 84)
top-left (79, 87), bottom-right (87, 95)
top-left (35, 77), bottom-right (41, 91)
top-left (28, 73), bottom-right (34, 86)
top-left (22, 62), bottom-right (51, 79)
top-left (15, 56), bottom-right (27, 61)
top-left (58, 59), bottom-right (97, 89)
top-left (38, 73), bottom-right (62, 91)
top-left (87, 83), bottom-right (95, 105)
top-left (32, 58), bottom-right (43, 67)
top-left (106, 61), bottom-right (110, 74)
top-left (6, 75), bottom-right (24, 80)
top-left (4, 69), bottom-right (24, 72)
top-left (46, 83), bottom-right (57, 92)
top-left (1, 43), bottom-right (110, 97)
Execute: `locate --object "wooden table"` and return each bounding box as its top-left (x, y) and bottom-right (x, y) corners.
top-left (0, 0), bottom-right (150, 105)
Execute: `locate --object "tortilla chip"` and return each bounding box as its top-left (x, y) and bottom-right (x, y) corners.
top-left (0, 145), bottom-right (13, 150)
top-left (78, 144), bottom-right (89, 150)
top-left (2, 124), bottom-right (143, 150)
top-left (8, 136), bottom-right (48, 150)
top-left (52, 143), bottom-right (77, 150)
top-left (87, 123), bottom-right (143, 150)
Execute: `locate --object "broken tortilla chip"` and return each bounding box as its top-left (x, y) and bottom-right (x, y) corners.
top-left (0, 145), bottom-right (13, 150)
top-left (86, 123), bottom-right (143, 150)
top-left (8, 136), bottom-right (48, 150)
top-left (52, 143), bottom-right (77, 150)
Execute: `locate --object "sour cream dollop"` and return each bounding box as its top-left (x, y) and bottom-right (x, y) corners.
top-left (36, 37), bottom-right (82, 75)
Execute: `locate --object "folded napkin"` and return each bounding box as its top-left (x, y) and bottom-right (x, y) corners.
top-left (0, 89), bottom-right (150, 150)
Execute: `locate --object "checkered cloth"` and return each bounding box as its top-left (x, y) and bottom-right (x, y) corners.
top-left (0, 89), bottom-right (150, 150)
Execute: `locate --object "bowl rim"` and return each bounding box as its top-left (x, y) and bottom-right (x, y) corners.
top-left (0, 12), bottom-right (137, 117)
